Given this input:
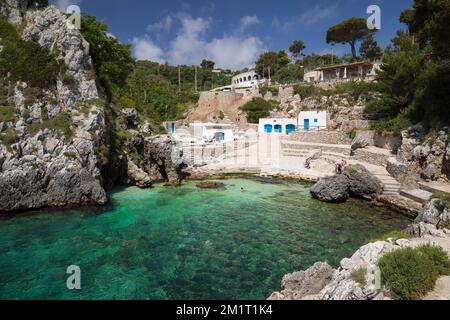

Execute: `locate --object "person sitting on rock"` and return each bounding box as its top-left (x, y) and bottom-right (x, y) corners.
top-left (304, 158), bottom-right (311, 170)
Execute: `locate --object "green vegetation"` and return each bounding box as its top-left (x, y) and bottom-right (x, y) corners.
top-left (359, 34), bottom-right (382, 61)
top-left (365, 0), bottom-right (450, 134)
top-left (379, 244), bottom-right (450, 300)
top-left (0, 127), bottom-right (19, 152)
top-left (0, 106), bottom-right (15, 122)
top-left (326, 17), bottom-right (376, 60)
top-left (27, 112), bottom-right (74, 141)
top-left (432, 192), bottom-right (450, 208)
top-left (239, 98), bottom-right (278, 124)
top-left (289, 40), bottom-right (306, 60)
top-left (333, 81), bottom-right (380, 101)
top-left (259, 85), bottom-right (279, 97)
top-left (350, 267), bottom-right (367, 287)
top-left (219, 111), bottom-right (225, 121)
top-left (0, 20), bottom-right (60, 88)
top-left (293, 84), bottom-right (324, 99)
top-left (272, 63), bottom-right (304, 84)
top-left (63, 151), bottom-right (77, 159)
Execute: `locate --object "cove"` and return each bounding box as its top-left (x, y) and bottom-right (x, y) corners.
top-left (0, 178), bottom-right (410, 300)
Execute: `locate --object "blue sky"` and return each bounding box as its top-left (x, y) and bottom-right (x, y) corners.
top-left (50, 0), bottom-right (413, 70)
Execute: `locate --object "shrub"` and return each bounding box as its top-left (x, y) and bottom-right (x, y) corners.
top-left (219, 111), bottom-right (225, 120)
top-left (333, 81), bottom-right (380, 101)
top-left (239, 98), bottom-right (278, 124)
top-left (0, 106), bottom-right (15, 122)
top-left (0, 37), bottom-right (60, 88)
top-left (379, 245), bottom-right (450, 300)
top-left (259, 85), bottom-right (279, 97)
top-left (23, 87), bottom-right (42, 107)
top-left (350, 267), bottom-right (367, 287)
top-left (293, 84), bottom-right (325, 99)
top-left (63, 151), bottom-right (77, 159)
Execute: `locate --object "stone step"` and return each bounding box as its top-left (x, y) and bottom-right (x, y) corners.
top-left (400, 189), bottom-right (433, 204)
top-left (419, 182), bottom-right (450, 196)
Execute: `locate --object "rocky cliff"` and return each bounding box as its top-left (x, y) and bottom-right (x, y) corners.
top-left (0, 3), bottom-right (188, 213)
top-left (387, 124), bottom-right (450, 185)
top-left (269, 199), bottom-right (450, 300)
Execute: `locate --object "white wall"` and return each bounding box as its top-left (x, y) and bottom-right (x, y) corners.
top-left (190, 123), bottom-right (235, 142)
top-left (258, 118), bottom-right (298, 135)
top-left (232, 70), bottom-right (262, 89)
top-left (298, 111), bottom-right (327, 131)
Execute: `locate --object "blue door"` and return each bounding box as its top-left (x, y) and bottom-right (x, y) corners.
top-left (221, 132), bottom-right (225, 141)
top-left (304, 119), bottom-right (310, 131)
top-left (264, 124), bottom-right (273, 133)
top-left (286, 124), bottom-right (296, 135)
top-left (274, 125), bottom-right (282, 133)
top-left (170, 123), bottom-right (175, 134)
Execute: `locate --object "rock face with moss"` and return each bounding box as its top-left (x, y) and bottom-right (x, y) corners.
top-left (0, 4), bottom-right (107, 212)
top-left (310, 165), bottom-right (383, 203)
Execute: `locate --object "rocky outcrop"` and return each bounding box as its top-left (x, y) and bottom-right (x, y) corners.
top-left (270, 241), bottom-right (395, 301)
top-left (389, 124), bottom-right (450, 183)
top-left (124, 157), bottom-right (152, 188)
top-left (310, 165), bottom-right (383, 203)
top-left (0, 4), bottom-right (108, 212)
top-left (406, 199), bottom-right (450, 238)
top-left (310, 174), bottom-right (349, 203)
top-left (268, 262), bottom-right (334, 300)
top-left (143, 136), bottom-right (189, 186)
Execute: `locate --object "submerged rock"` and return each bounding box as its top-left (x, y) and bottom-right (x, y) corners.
top-left (196, 181), bottom-right (226, 189)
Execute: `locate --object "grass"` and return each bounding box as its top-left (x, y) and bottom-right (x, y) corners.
top-left (350, 267), bottom-right (367, 287)
top-left (0, 106), bottom-right (15, 122)
top-left (432, 192), bottom-right (450, 208)
top-left (27, 112), bottom-right (74, 141)
top-left (379, 244), bottom-right (450, 300)
top-left (0, 127), bottom-right (19, 152)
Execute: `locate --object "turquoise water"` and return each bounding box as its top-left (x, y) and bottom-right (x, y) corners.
top-left (0, 178), bottom-right (409, 300)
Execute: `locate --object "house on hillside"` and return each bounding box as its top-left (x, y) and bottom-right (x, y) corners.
top-left (304, 61), bottom-right (380, 83)
top-left (232, 70), bottom-right (265, 89)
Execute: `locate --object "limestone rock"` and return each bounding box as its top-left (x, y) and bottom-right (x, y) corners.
top-left (125, 157), bottom-right (152, 188)
top-left (310, 174), bottom-right (350, 203)
top-left (143, 136), bottom-right (189, 186)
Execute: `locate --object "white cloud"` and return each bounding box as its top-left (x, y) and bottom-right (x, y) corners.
top-left (53, 0), bottom-right (82, 11)
top-left (298, 5), bottom-right (336, 25)
top-left (238, 15), bottom-right (261, 32)
top-left (206, 36), bottom-right (264, 70)
top-left (146, 15), bottom-right (173, 33)
top-left (132, 37), bottom-right (165, 63)
top-left (134, 13), bottom-right (265, 70)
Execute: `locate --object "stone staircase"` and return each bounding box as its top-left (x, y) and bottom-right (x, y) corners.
top-left (351, 161), bottom-right (401, 196)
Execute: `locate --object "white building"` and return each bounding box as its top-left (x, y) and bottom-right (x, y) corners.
top-left (232, 70), bottom-right (264, 89)
top-left (258, 111), bottom-right (327, 134)
top-left (298, 111), bottom-right (327, 131)
top-left (258, 118), bottom-right (298, 135)
top-left (304, 61), bottom-right (381, 83)
top-left (190, 123), bottom-right (235, 143)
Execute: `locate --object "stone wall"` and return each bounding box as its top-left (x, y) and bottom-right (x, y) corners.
top-left (288, 131), bottom-right (352, 145)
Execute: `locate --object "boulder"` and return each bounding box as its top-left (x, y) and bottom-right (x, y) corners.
top-left (346, 166), bottom-right (383, 198)
top-left (351, 135), bottom-right (369, 153)
top-left (125, 157), bottom-right (152, 188)
top-left (310, 165), bottom-right (382, 203)
top-left (310, 174), bottom-right (350, 203)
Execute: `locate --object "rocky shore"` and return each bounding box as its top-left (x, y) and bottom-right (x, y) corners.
top-left (269, 198), bottom-right (450, 300)
top-left (0, 3), bottom-right (189, 213)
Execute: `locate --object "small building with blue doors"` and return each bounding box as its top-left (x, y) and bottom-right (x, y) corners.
top-left (258, 118), bottom-right (298, 135)
top-left (298, 111), bottom-right (327, 131)
top-left (258, 111), bottom-right (327, 135)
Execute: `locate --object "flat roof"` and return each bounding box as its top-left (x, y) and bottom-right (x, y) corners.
top-left (315, 61), bottom-right (373, 71)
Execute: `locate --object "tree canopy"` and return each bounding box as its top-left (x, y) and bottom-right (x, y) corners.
top-left (289, 40), bottom-right (306, 59)
top-left (80, 14), bottom-right (135, 100)
top-left (255, 50), bottom-right (291, 79)
top-left (326, 18), bottom-right (375, 60)
top-left (359, 35), bottom-right (382, 61)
